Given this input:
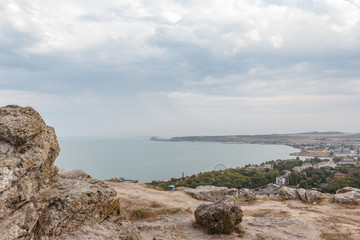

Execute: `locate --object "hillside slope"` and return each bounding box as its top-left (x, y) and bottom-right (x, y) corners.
top-left (107, 182), bottom-right (360, 240)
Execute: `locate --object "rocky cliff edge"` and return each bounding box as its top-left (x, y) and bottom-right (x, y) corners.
top-left (0, 105), bottom-right (140, 240)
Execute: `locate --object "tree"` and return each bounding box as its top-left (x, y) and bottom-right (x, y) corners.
top-left (288, 172), bottom-right (299, 185)
top-left (299, 180), bottom-right (309, 189)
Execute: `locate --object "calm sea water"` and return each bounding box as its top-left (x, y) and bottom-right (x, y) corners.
top-left (56, 137), bottom-right (298, 183)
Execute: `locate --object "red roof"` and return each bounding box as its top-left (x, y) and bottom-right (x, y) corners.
top-left (333, 172), bottom-right (346, 178)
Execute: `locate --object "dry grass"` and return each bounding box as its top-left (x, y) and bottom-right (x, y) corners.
top-left (184, 207), bottom-right (193, 214)
top-left (129, 207), bottom-right (183, 220)
top-left (251, 209), bottom-right (271, 218)
top-left (144, 184), bottom-right (166, 191)
top-left (150, 201), bottom-right (162, 208)
top-left (238, 195), bottom-right (258, 205)
top-left (249, 209), bottom-right (290, 218)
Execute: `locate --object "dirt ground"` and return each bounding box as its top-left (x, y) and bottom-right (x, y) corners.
top-left (105, 182), bottom-right (360, 240)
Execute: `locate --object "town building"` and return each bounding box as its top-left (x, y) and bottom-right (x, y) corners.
top-left (254, 183), bottom-right (280, 196)
top-left (337, 156), bottom-right (358, 166)
top-left (292, 163), bottom-right (313, 173)
top-left (314, 161), bottom-right (337, 169)
top-left (333, 172), bottom-right (347, 178)
top-left (276, 176), bottom-right (287, 186)
top-left (259, 163), bottom-right (274, 170)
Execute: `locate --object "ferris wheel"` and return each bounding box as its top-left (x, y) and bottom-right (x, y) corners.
top-left (214, 164), bottom-right (226, 171)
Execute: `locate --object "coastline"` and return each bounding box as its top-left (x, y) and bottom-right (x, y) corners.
top-left (58, 137), bottom-right (296, 183)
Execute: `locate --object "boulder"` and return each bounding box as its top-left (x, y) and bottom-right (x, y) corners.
top-left (57, 168), bottom-right (93, 180)
top-left (184, 185), bottom-right (230, 202)
top-left (0, 105), bottom-right (47, 146)
top-left (228, 188), bottom-right (239, 198)
top-left (32, 169), bottom-right (121, 237)
top-left (239, 188), bottom-right (255, 197)
top-left (279, 186), bottom-right (299, 200)
top-left (0, 105), bottom-right (137, 239)
top-left (280, 187), bottom-right (321, 203)
top-left (194, 196), bottom-right (243, 234)
top-left (296, 188), bottom-right (307, 201)
top-left (336, 187), bottom-right (360, 194)
top-left (334, 187), bottom-right (360, 205)
top-left (306, 190), bottom-right (320, 203)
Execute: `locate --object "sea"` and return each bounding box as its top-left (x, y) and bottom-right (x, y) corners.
top-left (56, 137), bottom-right (298, 183)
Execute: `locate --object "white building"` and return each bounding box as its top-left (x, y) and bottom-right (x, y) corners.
top-left (276, 176), bottom-right (287, 186)
top-left (314, 161), bottom-right (337, 169)
top-left (292, 163), bottom-right (313, 173)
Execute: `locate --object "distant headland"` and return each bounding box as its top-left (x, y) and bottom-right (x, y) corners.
top-left (151, 131), bottom-right (360, 158)
top-left (151, 131), bottom-right (360, 146)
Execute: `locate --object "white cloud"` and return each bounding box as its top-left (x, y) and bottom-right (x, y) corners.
top-left (270, 34), bottom-right (284, 49)
top-left (0, 89), bottom-right (54, 107)
top-left (167, 91), bottom-right (357, 113)
top-left (1, 0), bottom-right (360, 61)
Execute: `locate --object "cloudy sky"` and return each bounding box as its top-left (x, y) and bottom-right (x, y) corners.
top-left (1, 0), bottom-right (360, 137)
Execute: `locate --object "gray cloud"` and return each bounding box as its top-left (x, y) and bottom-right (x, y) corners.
top-left (1, 0), bottom-right (360, 136)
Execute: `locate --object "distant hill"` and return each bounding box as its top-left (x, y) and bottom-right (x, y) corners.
top-left (168, 132), bottom-right (360, 146)
top-left (299, 131), bottom-right (343, 135)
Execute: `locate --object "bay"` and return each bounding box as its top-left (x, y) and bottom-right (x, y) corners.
top-left (56, 137), bottom-right (298, 183)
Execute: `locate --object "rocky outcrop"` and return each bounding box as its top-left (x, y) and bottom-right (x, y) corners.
top-left (279, 186), bottom-right (299, 200)
top-left (305, 190), bottom-right (320, 203)
top-left (32, 169), bottom-right (121, 237)
top-left (239, 188), bottom-right (255, 197)
top-left (334, 187), bottom-right (360, 205)
top-left (0, 105), bottom-right (139, 239)
top-left (194, 196), bottom-right (243, 234)
top-left (296, 188), bottom-right (306, 201)
top-left (279, 186), bottom-right (320, 203)
top-left (58, 221), bottom-right (142, 240)
top-left (228, 188), bottom-right (239, 198)
top-left (0, 105), bottom-right (61, 239)
top-left (336, 187), bottom-right (360, 194)
top-left (184, 185), bottom-right (238, 202)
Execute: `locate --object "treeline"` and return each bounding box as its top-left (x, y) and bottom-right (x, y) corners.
top-left (288, 168), bottom-right (333, 189)
top-left (321, 167), bottom-right (360, 193)
top-left (165, 168), bottom-right (280, 189)
top-left (150, 158), bottom-right (360, 193)
top-left (286, 165), bottom-right (360, 192)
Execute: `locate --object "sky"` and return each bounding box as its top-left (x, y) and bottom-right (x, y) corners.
top-left (1, 0), bottom-right (360, 137)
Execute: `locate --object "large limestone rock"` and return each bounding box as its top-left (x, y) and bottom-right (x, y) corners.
top-left (228, 188), bottom-right (239, 198)
top-left (279, 186), bottom-right (320, 203)
top-left (184, 185), bottom-right (237, 202)
top-left (194, 196), bottom-right (243, 234)
top-left (0, 105), bottom-right (139, 240)
top-left (296, 188), bottom-right (306, 201)
top-left (334, 187), bottom-right (360, 205)
top-left (306, 190), bottom-right (320, 203)
top-left (0, 106), bottom-right (60, 239)
top-left (279, 186), bottom-right (299, 200)
top-left (336, 187), bottom-right (360, 194)
top-left (32, 169), bottom-right (121, 237)
top-left (239, 188), bottom-right (255, 197)
top-left (58, 221), bottom-right (142, 240)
